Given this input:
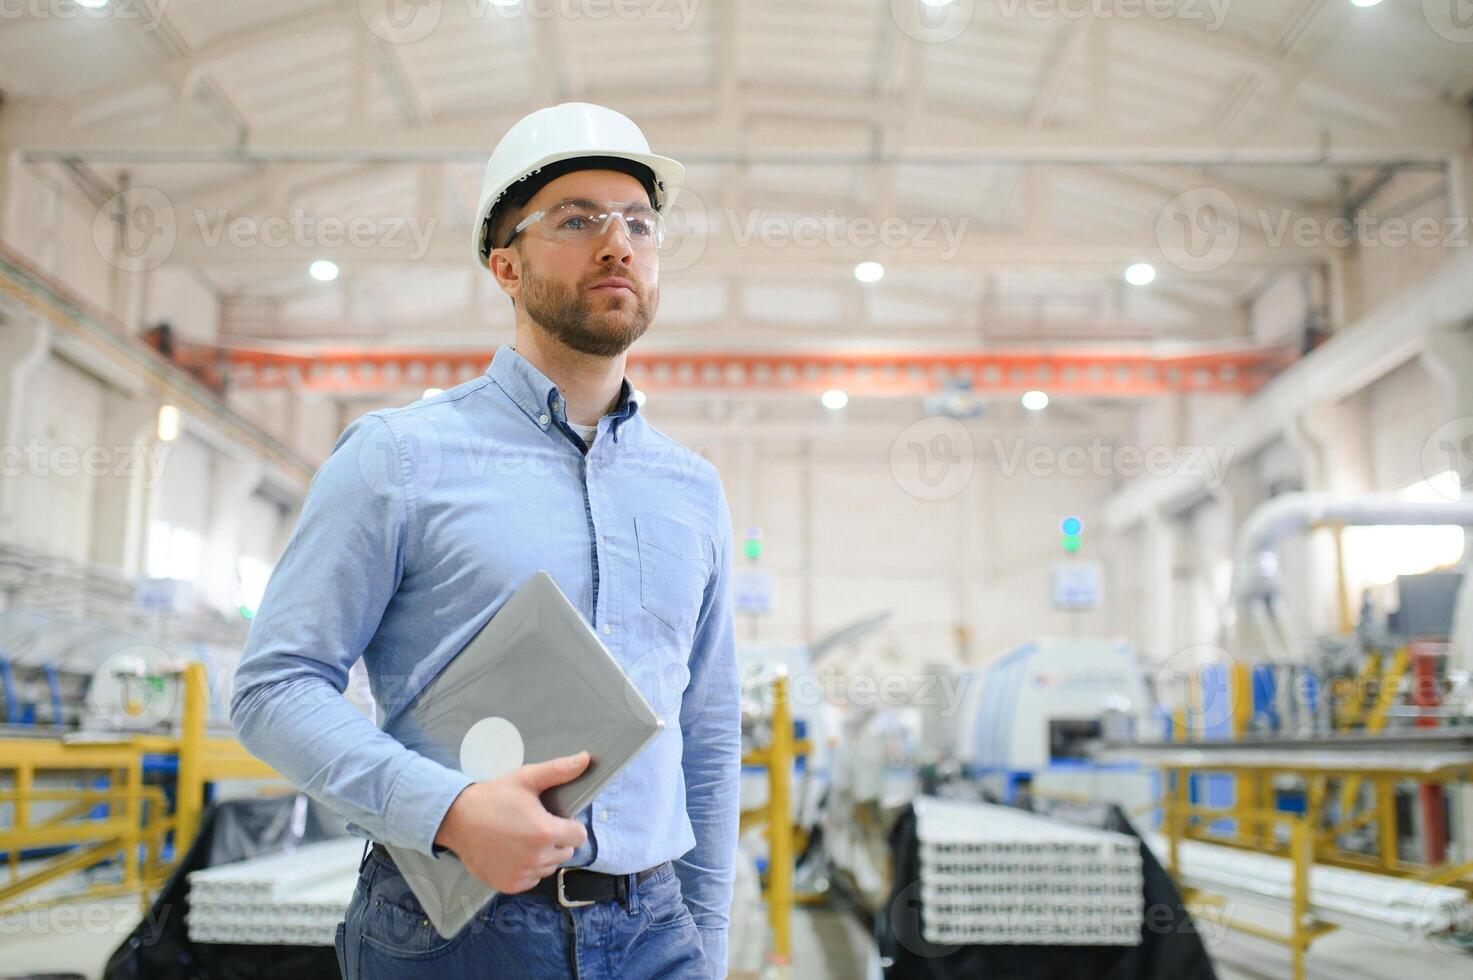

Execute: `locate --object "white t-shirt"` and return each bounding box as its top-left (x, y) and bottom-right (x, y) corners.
top-left (568, 421), bottom-right (597, 449)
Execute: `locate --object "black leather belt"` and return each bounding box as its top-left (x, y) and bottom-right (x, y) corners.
top-left (371, 843), bottom-right (667, 910)
top-left (525, 863), bottom-right (668, 909)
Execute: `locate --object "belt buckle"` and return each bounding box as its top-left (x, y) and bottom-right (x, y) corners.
top-left (556, 868), bottom-right (595, 909)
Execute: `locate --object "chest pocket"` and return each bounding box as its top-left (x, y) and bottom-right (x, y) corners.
top-left (635, 515), bottom-right (711, 638)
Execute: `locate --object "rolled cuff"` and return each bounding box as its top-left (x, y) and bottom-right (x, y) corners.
top-left (386, 752), bottom-right (474, 857)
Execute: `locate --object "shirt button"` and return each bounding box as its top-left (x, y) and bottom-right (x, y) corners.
top-left (537, 413), bottom-right (549, 426)
top-left (599, 809), bottom-right (610, 821)
top-left (602, 624), bottom-right (612, 635)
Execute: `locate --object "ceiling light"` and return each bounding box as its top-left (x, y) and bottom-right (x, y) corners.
top-left (853, 261), bottom-right (884, 283)
top-left (422, 388), bottom-right (444, 399)
top-left (1124, 262), bottom-right (1156, 285)
top-left (309, 259), bottom-right (339, 282)
top-left (821, 389), bottom-right (849, 410)
top-left (157, 404), bottom-right (181, 442)
top-left (1021, 390), bottom-right (1049, 411)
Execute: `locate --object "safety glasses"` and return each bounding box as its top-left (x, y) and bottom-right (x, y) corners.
top-left (502, 198), bottom-right (664, 251)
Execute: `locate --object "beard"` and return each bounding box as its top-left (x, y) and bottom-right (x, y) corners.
top-left (520, 262), bottom-right (656, 358)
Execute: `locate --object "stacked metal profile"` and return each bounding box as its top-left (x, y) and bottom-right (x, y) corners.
top-left (1148, 835), bottom-right (1473, 943)
top-left (914, 796), bottom-right (1143, 946)
top-left (186, 838), bottom-right (362, 946)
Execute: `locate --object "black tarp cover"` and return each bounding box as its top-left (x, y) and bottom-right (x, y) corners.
top-left (103, 796), bottom-right (348, 980)
top-left (878, 798), bottom-right (1219, 980)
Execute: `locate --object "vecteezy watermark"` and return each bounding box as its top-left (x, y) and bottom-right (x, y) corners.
top-left (0, 439), bottom-right (170, 487)
top-left (1258, 210), bottom-right (1471, 251)
top-left (1421, 0), bottom-right (1473, 44)
top-left (736, 663), bottom-right (972, 717)
top-left (1156, 188), bottom-right (1241, 273)
top-left (89, 645), bottom-right (180, 730)
top-left (994, 0), bottom-right (1231, 31)
top-left (359, 0), bottom-right (702, 44)
top-left (890, 417), bottom-right (976, 502)
top-left (1156, 188), bottom-right (1471, 273)
top-left (93, 187), bottom-right (177, 273)
top-left (1149, 645), bottom-right (1242, 735)
top-left (992, 437), bottom-right (1237, 488)
top-left (729, 210), bottom-right (971, 261)
top-left (92, 187), bottom-right (440, 271)
top-left (1421, 417), bottom-right (1473, 498)
top-left (0, 899), bottom-right (177, 938)
top-left (193, 209), bottom-right (439, 261)
top-left (890, 0), bottom-right (976, 44)
top-left (0, 0), bottom-right (169, 28)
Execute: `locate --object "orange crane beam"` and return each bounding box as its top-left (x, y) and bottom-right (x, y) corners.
top-left (172, 342), bottom-right (1295, 397)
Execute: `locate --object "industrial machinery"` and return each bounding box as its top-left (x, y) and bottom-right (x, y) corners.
top-left (953, 637), bottom-right (1157, 813)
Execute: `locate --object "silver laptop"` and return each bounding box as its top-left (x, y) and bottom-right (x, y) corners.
top-left (383, 570), bottom-right (665, 938)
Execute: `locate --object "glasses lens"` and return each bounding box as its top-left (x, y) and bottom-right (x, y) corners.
top-left (545, 200), bottom-right (663, 249)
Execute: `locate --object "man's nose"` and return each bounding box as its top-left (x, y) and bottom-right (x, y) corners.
top-left (594, 218), bottom-right (636, 267)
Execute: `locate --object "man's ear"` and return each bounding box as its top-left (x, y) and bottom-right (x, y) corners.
top-left (488, 247), bottom-right (521, 302)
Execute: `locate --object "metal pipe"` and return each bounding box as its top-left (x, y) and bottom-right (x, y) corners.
top-left (1232, 493), bottom-right (1473, 604)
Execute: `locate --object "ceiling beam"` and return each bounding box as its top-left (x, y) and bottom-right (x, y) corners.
top-left (7, 98), bottom-right (1465, 166)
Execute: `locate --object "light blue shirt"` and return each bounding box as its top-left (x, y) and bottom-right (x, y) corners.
top-left (231, 346), bottom-right (740, 973)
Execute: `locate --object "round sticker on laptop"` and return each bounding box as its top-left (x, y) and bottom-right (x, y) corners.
top-left (459, 716), bottom-right (526, 781)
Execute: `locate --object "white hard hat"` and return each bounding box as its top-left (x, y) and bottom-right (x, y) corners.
top-left (473, 102), bottom-right (685, 263)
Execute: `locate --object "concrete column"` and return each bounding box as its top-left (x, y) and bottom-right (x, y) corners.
top-left (1143, 512), bottom-right (1174, 662)
top-left (1448, 150), bottom-right (1473, 235)
top-left (88, 391), bottom-right (159, 577)
top-left (1420, 327), bottom-right (1473, 441)
top-left (0, 315), bottom-right (50, 540)
top-left (201, 453), bottom-right (264, 614)
top-left (0, 146), bottom-right (14, 249)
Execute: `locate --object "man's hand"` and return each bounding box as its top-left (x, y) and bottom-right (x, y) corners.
top-left (434, 750), bottom-right (592, 893)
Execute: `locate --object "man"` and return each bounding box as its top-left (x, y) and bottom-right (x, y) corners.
top-left (230, 102), bottom-right (739, 979)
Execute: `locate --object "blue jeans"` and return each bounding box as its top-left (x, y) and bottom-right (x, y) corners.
top-left (335, 847), bottom-right (711, 979)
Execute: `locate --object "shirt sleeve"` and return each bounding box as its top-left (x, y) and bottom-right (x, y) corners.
top-left (229, 413), bottom-right (471, 856)
top-left (673, 482), bottom-right (741, 978)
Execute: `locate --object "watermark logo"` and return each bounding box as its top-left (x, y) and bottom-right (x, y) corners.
top-left (656, 184), bottom-right (710, 274)
top-left (1422, 0), bottom-right (1473, 43)
top-left (891, 417), bottom-right (975, 501)
top-left (1149, 645), bottom-right (1243, 736)
top-left (360, 0), bottom-right (443, 43)
top-left (890, 0), bottom-right (975, 43)
top-left (355, 415), bottom-right (443, 501)
top-left (1156, 188), bottom-right (1239, 273)
top-left (93, 187), bottom-right (176, 273)
top-left (90, 645), bottom-right (178, 729)
top-left (1421, 417), bottom-right (1473, 498)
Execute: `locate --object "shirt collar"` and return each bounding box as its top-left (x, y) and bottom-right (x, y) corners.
top-left (486, 345), bottom-right (640, 440)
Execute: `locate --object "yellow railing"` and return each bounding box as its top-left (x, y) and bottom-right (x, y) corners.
top-left (738, 673), bottom-right (813, 967)
top-left (1158, 758), bottom-right (1473, 980)
top-left (0, 662), bottom-right (279, 913)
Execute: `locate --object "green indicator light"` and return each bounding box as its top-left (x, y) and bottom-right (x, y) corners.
top-left (743, 538), bottom-right (763, 560)
top-left (1062, 534), bottom-right (1082, 553)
